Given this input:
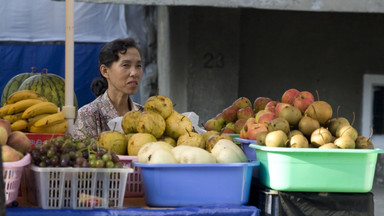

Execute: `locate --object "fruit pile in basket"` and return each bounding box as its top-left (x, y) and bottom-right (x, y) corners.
top-left (204, 88), bottom-right (374, 150)
top-left (0, 119), bottom-right (31, 162)
top-left (96, 95), bottom-right (248, 164)
top-left (0, 90), bottom-right (67, 133)
top-left (29, 133), bottom-right (123, 168)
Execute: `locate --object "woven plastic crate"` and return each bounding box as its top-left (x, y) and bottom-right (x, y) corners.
top-left (3, 153), bottom-right (31, 205)
top-left (25, 133), bottom-right (65, 147)
top-left (117, 155), bottom-right (144, 197)
top-left (30, 165), bottom-right (133, 209)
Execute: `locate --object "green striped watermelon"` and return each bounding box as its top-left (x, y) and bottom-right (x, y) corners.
top-left (17, 70), bottom-right (78, 110)
top-left (1, 67), bottom-right (39, 106)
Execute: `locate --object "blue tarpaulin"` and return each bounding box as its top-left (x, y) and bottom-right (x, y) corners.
top-left (6, 205), bottom-right (260, 216)
top-left (0, 43), bottom-right (141, 108)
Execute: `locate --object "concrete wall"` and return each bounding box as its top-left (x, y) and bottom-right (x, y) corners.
top-left (168, 7), bottom-right (241, 124)
top-left (168, 7), bottom-right (384, 133)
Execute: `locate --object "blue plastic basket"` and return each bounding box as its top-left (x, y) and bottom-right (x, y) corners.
top-left (234, 138), bottom-right (257, 161)
top-left (134, 161), bottom-right (259, 207)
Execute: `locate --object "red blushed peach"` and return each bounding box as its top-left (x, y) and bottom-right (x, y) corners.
top-left (281, 88), bottom-right (300, 105)
top-left (247, 123), bottom-right (268, 140)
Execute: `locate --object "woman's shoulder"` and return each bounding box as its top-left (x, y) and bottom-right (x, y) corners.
top-left (77, 96), bottom-right (105, 115)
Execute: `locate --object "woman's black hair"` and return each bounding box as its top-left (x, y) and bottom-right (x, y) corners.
top-left (91, 38), bottom-right (141, 97)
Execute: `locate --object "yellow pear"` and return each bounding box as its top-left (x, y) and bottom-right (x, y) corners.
top-left (121, 110), bottom-right (142, 134)
top-left (98, 131), bottom-right (127, 155)
top-left (136, 111), bottom-right (166, 138)
top-left (177, 131), bottom-right (205, 149)
top-left (165, 111), bottom-right (193, 140)
top-left (127, 133), bottom-right (157, 156)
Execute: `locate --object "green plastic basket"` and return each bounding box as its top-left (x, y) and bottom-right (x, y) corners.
top-left (249, 144), bottom-right (384, 192)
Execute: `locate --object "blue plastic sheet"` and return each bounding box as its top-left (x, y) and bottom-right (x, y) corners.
top-left (6, 205), bottom-right (260, 216)
top-left (0, 43), bottom-right (141, 108)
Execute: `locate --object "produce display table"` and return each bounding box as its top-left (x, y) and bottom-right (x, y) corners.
top-left (6, 197), bottom-right (260, 216)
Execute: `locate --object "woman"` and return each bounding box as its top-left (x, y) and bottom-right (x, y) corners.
top-left (72, 38), bottom-right (144, 139)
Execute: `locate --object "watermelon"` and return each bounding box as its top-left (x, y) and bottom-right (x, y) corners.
top-left (17, 70), bottom-right (78, 110)
top-left (1, 67), bottom-right (39, 106)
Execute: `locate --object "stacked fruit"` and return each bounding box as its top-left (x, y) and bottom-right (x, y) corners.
top-left (0, 119), bottom-right (32, 162)
top-left (96, 95), bottom-right (247, 163)
top-left (223, 89), bottom-right (373, 149)
top-left (203, 97), bottom-right (255, 134)
top-left (29, 133), bottom-right (123, 168)
top-left (135, 139), bottom-right (248, 164)
top-left (0, 90), bottom-right (67, 133)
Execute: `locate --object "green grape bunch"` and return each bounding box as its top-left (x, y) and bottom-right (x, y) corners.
top-left (29, 133), bottom-right (123, 168)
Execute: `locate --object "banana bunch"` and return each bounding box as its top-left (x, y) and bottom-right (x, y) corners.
top-left (0, 90), bottom-right (67, 133)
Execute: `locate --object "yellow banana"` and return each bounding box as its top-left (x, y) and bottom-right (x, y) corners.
top-left (11, 119), bottom-right (29, 131)
top-left (7, 99), bottom-right (44, 115)
top-left (0, 104), bottom-right (11, 118)
top-left (3, 112), bottom-right (23, 124)
top-left (30, 120), bottom-right (68, 134)
top-left (6, 90), bottom-right (47, 104)
top-left (28, 113), bottom-right (51, 126)
top-left (34, 112), bottom-right (65, 127)
top-left (22, 102), bottom-right (59, 119)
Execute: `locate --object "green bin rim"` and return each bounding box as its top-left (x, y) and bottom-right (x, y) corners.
top-left (249, 143), bottom-right (384, 154)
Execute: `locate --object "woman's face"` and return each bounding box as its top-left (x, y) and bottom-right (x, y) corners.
top-left (102, 47), bottom-right (143, 95)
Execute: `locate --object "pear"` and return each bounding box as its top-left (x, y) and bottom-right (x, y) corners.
top-left (267, 117), bottom-right (290, 134)
top-left (172, 145), bottom-right (216, 163)
top-left (6, 131), bottom-right (31, 154)
top-left (137, 141), bottom-right (174, 163)
top-left (255, 131), bottom-right (268, 146)
top-left (165, 111), bottom-right (193, 140)
top-left (206, 133), bottom-right (232, 152)
top-left (334, 136), bottom-right (356, 149)
top-left (355, 136), bottom-right (374, 149)
top-left (147, 148), bottom-right (177, 164)
top-left (0, 119), bottom-right (11, 146)
top-left (98, 131), bottom-right (128, 155)
top-left (136, 111), bottom-right (166, 138)
top-left (127, 133), bottom-right (157, 156)
top-left (288, 129), bottom-right (303, 139)
top-left (177, 131), bottom-right (205, 149)
top-left (204, 118), bottom-right (223, 132)
top-left (328, 117), bottom-right (350, 137)
top-left (290, 134), bottom-right (309, 148)
top-left (298, 116), bottom-right (320, 137)
top-left (121, 110), bottom-right (142, 134)
top-left (319, 143), bottom-right (339, 149)
top-left (157, 135), bottom-right (177, 147)
top-left (304, 101), bottom-right (333, 125)
top-left (336, 125), bottom-right (358, 140)
top-left (144, 95), bottom-right (174, 119)
top-left (232, 97), bottom-right (252, 109)
top-left (278, 105), bottom-right (302, 128)
top-left (2, 145), bottom-right (23, 162)
top-left (201, 130), bottom-right (219, 148)
top-left (310, 127), bottom-right (333, 147)
top-left (265, 130), bottom-right (288, 147)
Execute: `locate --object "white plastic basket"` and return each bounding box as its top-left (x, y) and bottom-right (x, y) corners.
top-left (30, 165), bottom-right (133, 209)
top-left (3, 153), bottom-right (31, 205)
top-left (117, 155), bottom-right (144, 197)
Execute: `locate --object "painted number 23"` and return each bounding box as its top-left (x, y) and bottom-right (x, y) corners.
top-left (203, 52), bottom-right (224, 68)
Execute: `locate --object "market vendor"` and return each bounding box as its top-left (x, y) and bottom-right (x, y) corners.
top-left (72, 38), bottom-right (144, 139)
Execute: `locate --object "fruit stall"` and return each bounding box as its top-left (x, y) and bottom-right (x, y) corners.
top-left (1, 84), bottom-right (383, 215)
top-left (2, 1), bottom-right (384, 216)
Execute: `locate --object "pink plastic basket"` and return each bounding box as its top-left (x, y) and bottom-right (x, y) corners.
top-left (117, 155), bottom-right (144, 197)
top-left (3, 153), bottom-right (31, 205)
